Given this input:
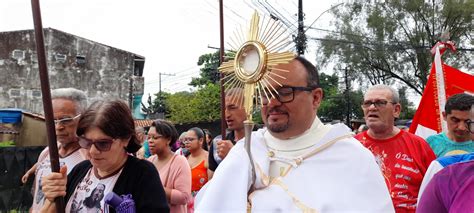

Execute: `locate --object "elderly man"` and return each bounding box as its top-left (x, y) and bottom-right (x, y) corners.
top-left (355, 85), bottom-right (436, 212)
top-left (196, 57), bottom-right (393, 212)
top-left (25, 88), bottom-right (88, 211)
top-left (207, 88), bottom-right (247, 179)
top-left (426, 93), bottom-right (474, 157)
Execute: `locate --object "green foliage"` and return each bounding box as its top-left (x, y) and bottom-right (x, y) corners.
top-left (164, 84), bottom-right (221, 123)
top-left (190, 51), bottom-right (221, 87)
top-left (252, 107), bottom-right (263, 124)
top-left (192, 83), bottom-right (222, 122)
top-left (166, 91), bottom-right (195, 122)
top-left (318, 0), bottom-right (473, 95)
top-left (153, 91), bottom-right (171, 114)
top-left (398, 86), bottom-right (417, 119)
top-left (318, 72), bottom-right (364, 123)
top-left (190, 51), bottom-right (235, 87)
top-left (141, 94), bottom-right (155, 115)
top-left (151, 50), bottom-right (229, 123)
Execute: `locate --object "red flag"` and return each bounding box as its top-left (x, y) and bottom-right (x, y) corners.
top-left (410, 43), bottom-right (474, 138)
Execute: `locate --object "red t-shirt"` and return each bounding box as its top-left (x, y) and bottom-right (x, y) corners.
top-left (355, 130), bottom-right (436, 212)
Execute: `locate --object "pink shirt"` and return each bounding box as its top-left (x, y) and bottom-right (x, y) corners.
top-left (148, 154), bottom-right (192, 213)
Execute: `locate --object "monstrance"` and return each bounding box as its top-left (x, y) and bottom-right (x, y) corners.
top-left (218, 11), bottom-right (295, 191)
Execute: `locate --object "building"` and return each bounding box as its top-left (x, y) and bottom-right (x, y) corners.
top-left (0, 28), bottom-right (145, 118)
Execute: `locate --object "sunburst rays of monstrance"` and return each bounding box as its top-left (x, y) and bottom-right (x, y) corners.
top-left (218, 11), bottom-right (295, 192)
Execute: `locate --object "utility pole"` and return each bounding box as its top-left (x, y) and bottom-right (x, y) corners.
top-left (159, 72), bottom-right (175, 94)
top-left (296, 0), bottom-right (306, 55)
top-left (344, 67), bottom-right (351, 127)
top-left (219, 0), bottom-right (227, 139)
top-left (157, 72), bottom-right (175, 118)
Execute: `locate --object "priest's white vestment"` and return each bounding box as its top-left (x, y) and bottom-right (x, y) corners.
top-left (195, 118), bottom-right (394, 212)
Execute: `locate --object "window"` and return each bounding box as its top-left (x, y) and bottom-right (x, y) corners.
top-left (55, 54), bottom-right (66, 62)
top-left (12, 50), bottom-right (25, 60)
top-left (32, 90), bottom-right (42, 98)
top-left (76, 55), bottom-right (86, 65)
top-left (9, 89), bottom-right (21, 98)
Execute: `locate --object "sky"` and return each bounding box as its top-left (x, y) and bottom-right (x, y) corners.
top-left (1, 0), bottom-right (349, 104)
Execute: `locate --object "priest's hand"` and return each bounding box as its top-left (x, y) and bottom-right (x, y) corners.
top-left (217, 140), bottom-right (233, 159)
top-left (41, 165), bottom-right (68, 202)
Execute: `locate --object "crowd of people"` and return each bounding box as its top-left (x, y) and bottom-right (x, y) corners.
top-left (22, 56), bottom-right (474, 213)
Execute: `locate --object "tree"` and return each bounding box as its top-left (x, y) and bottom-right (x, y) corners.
top-left (190, 51), bottom-right (221, 87)
top-left (166, 91), bottom-right (195, 123)
top-left (156, 50), bottom-right (226, 123)
top-left (318, 72), bottom-right (364, 123)
top-left (190, 51), bottom-right (235, 87)
top-left (163, 84), bottom-right (221, 123)
top-left (398, 86), bottom-right (416, 119)
top-left (142, 92), bottom-right (170, 119)
top-left (317, 0), bottom-right (473, 95)
top-left (141, 94), bottom-right (157, 117)
top-left (192, 83), bottom-right (222, 122)
top-left (153, 91), bottom-right (170, 114)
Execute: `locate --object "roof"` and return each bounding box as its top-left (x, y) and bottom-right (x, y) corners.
top-left (134, 119), bottom-right (154, 128)
top-left (0, 28), bottom-right (145, 59)
top-left (22, 111), bottom-right (45, 120)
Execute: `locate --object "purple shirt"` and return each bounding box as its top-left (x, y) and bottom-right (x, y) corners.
top-left (417, 160), bottom-right (474, 213)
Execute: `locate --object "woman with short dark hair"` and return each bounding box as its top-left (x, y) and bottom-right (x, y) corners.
top-left (147, 119), bottom-right (191, 213)
top-left (40, 100), bottom-right (169, 212)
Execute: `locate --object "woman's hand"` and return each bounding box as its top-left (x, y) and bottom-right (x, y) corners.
top-left (41, 166), bottom-right (68, 202)
top-left (21, 163), bottom-right (38, 184)
top-left (164, 187), bottom-right (172, 201)
top-left (21, 170), bottom-right (32, 184)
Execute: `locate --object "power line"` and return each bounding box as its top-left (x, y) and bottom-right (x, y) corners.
top-left (158, 73), bottom-right (175, 94)
top-left (145, 65), bottom-right (199, 85)
top-left (304, 3), bottom-right (344, 34)
top-left (305, 26), bottom-right (372, 40)
top-left (308, 36), bottom-right (474, 51)
top-left (223, 4), bottom-right (246, 22)
top-left (274, 0), bottom-right (298, 22)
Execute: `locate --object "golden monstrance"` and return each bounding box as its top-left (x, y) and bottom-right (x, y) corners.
top-left (219, 11), bottom-right (295, 190)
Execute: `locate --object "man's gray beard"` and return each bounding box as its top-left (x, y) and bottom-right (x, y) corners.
top-left (268, 123), bottom-right (289, 133)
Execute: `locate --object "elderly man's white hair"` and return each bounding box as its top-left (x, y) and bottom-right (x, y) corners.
top-left (135, 126), bottom-right (145, 134)
top-left (366, 85), bottom-right (400, 103)
top-left (51, 88), bottom-right (88, 113)
top-left (179, 131), bottom-right (187, 140)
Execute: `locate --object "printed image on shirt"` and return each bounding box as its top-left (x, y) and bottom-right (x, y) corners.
top-left (31, 149), bottom-right (85, 212)
top-left (66, 167), bottom-right (122, 213)
top-left (70, 182), bottom-right (106, 213)
top-left (34, 161), bottom-right (66, 206)
top-left (85, 184), bottom-right (106, 210)
top-left (35, 177), bottom-right (45, 204)
top-left (367, 145), bottom-right (392, 191)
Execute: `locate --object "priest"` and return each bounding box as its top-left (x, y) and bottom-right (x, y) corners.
top-left (195, 56), bottom-right (394, 212)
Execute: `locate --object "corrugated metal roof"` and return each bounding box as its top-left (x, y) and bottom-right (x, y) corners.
top-left (134, 119), bottom-right (154, 127)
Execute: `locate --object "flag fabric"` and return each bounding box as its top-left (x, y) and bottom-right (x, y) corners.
top-left (409, 42), bottom-right (474, 139)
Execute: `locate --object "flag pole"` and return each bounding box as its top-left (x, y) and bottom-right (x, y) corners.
top-left (30, 0), bottom-right (65, 212)
top-left (219, 0), bottom-right (226, 139)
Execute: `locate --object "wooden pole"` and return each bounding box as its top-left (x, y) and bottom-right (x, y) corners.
top-left (30, 0), bottom-right (65, 212)
top-left (219, 0), bottom-right (226, 139)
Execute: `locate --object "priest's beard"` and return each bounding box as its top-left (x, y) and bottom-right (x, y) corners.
top-left (268, 122), bottom-right (289, 133)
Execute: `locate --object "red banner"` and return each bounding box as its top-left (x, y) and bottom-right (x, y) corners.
top-left (410, 43), bottom-right (474, 138)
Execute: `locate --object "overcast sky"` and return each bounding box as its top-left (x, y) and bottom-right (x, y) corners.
top-left (1, 0), bottom-right (348, 103)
